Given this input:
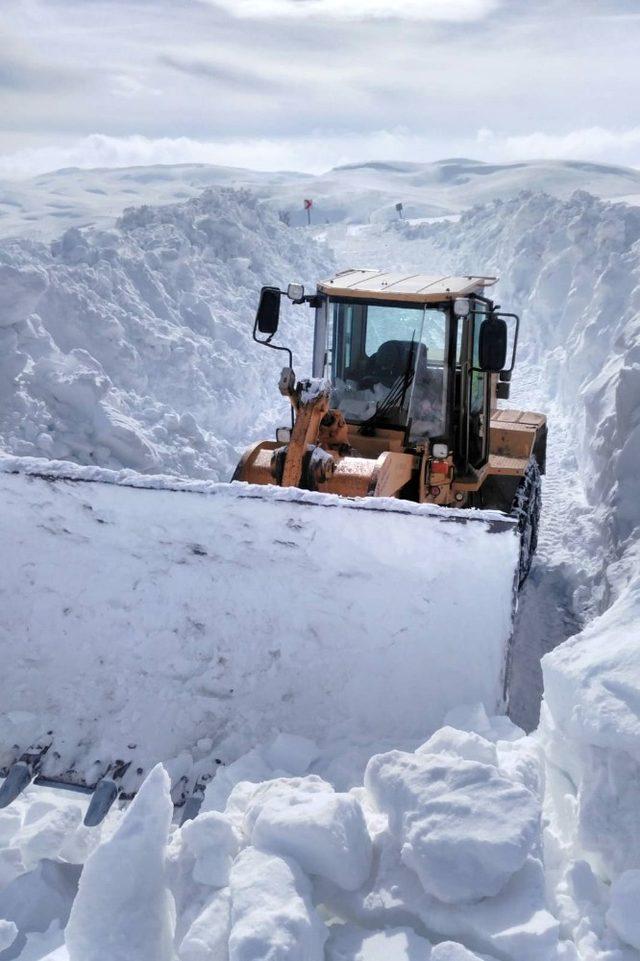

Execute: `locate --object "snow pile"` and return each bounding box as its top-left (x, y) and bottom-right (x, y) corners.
top-left (0, 187), bottom-right (332, 481)
top-left (0, 717), bottom-right (578, 961)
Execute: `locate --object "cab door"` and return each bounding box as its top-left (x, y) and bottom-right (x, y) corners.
top-left (457, 300), bottom-right (491, 473)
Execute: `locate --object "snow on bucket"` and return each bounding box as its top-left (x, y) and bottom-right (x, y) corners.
top-left (0, 458), bottom-right (519, 792)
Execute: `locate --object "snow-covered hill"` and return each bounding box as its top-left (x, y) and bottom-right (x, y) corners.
top-left (2, 157), bottom-right (640, 240)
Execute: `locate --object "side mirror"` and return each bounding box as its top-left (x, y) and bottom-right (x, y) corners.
top-left (255, 286), bottom-right (281, 336)
top-left (478, 314), bottom-right (508, 372)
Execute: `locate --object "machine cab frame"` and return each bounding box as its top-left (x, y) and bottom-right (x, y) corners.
top-left (312, 270), bottom-right (500, 478)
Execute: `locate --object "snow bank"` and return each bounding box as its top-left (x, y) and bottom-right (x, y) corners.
top-left (606, 870), bottom-right (640, 951)
top-left (430, 945), bottom-right (498, 961)
top-left (539, 554), bottom-right (640, 902)
top-left (0, 921), bottom-right (18, 952)
top-left (0, 187), bottom-right (332, 482)
top-left (413, 189), bottom-right (640, 959)
top-left (397, 190), bottom-right (640, 552)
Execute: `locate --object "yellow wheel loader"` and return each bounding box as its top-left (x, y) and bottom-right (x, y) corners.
top-left (0, 269), bottom-right (546, 825)
top-left (235, 269), bottom-right (546, 585)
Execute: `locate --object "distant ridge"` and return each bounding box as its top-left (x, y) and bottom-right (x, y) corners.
top-left (2, 156), bottom-right (640, 239)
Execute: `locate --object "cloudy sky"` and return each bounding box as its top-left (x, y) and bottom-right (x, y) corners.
top-left (0, 0), bottom-right (639, 177)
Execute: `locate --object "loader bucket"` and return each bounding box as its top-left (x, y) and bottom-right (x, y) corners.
top-left (0, 456), bottom-right (520, 809)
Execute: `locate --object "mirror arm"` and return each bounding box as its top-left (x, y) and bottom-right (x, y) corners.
top-left (252, 311), bottom-right (295, 429)
top-left (304, 294), bottom-right (325, 309)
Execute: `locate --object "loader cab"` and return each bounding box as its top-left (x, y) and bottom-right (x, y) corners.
top-left (313, 271), bottom-right (504, 477)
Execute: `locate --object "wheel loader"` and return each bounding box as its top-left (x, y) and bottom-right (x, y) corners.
top-left (235, 269), bottom-right (546, 584)
top-left (0, 268), bottom-right (546, 825)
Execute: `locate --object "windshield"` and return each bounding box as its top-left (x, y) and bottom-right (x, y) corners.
top-left (327, 300), bottom-right (448, 438)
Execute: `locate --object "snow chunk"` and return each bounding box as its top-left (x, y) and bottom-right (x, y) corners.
top-left (228, 847), bottom-right (327, 961)
top-left (0, 263), bottom-right (47, 327)
top-left (179, 888), bottom-right (230, 961)
top-left (326, 923), bottom-right (431, 960)
top-left (65, 765), bottom-right (176, 961)
top-left (263, 733), bottom-right (319, 775)
top-left (496, 737), bottom-right (545, 801)
top-left (181, 812), bottom-right (239, 887)
top-left (0, 859), bottom-right (80, 944)
top-left (17, 802), bottom-right (83, 870)
top-left (245, 775), bottom-right (372, 891)
top-left (417, 726), bottom-right (498, 767)
top-left (299, 377), bottom-right (331, 405)
top-left (0, 920), bottom-right (18, 952)
top-left (443, 704), bottom-right (524, 743)
top-left (430, 944), bottom-right (498, 961)
top-left (606, 869), bottom-right (640, 950)
top-left (365, 750), bottom-right (540, 903)
top-left (202, 750), bottom-right (275, 814)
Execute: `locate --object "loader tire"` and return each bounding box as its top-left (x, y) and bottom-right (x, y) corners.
top-left (515, 458), bottom-right (541, 587)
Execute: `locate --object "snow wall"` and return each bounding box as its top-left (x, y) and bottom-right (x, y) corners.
top-left (437, 193), bottom-right (640, 898)
top-left (0, 188), bottom-right (332, 482)
top-left (0, 458), bottom-right (518, 792)
top-left (399, 190), bottom-right (640, 950)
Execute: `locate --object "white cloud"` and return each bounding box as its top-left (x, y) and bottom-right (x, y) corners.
top-left (0, 131), bottom-right (425, 179)
top-left (3, 125), bottom-right (640, 183)
top-left (479, 126), bottom-right (640, 166)
top-left (203, 0), bottom-right (500, 21)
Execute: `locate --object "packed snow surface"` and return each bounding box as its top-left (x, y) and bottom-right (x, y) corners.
top-left (0, 178), bottom-right (639, 960)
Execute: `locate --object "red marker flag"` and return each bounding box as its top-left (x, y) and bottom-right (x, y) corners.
top-left (303, 198), bottom-right (313, 224)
